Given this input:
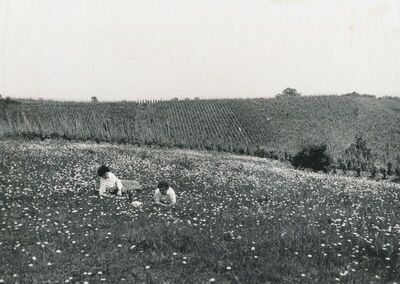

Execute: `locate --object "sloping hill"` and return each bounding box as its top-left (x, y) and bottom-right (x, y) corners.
top-left (0, 95), bottom-right (399, 162)
top-left (1, 139), bottom-right (400, 282)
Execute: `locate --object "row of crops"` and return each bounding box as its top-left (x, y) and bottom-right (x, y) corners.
top-left (0, 96), bottom-right (399, 162)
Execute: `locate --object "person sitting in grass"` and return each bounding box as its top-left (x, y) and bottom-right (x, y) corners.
top-left (153, 181), bottom-right (176, 207)
top-left (97, 165), bottom-right (142, 201)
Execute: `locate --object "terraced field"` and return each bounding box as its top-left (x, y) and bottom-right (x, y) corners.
top-left (1, 96), bottom-right (399, 162)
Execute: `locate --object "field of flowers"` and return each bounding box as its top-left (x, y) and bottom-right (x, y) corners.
top-left (1, 139), bottom-right (400, 283)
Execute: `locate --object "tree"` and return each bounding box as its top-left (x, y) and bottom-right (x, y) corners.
top-left (344, 135), bottom-right (372, 171)
top-left (275, 88), bottom-right (301, 99)
top-left (291, 144), bottom-right (332, 173)
top-left (91, 96), bottom-right (98, 103)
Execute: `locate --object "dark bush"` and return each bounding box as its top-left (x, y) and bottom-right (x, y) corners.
top-left (387, 162), bottom-right (393, 176)
top-left (291, 144), bottom-right (332, 173)
top-left (0, 96), bottom-right (21, 105)
top-left (369, 165), bottom-right (377, 178)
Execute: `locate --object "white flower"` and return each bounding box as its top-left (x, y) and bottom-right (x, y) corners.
top-left (131, 201), bottom-right (143, 207)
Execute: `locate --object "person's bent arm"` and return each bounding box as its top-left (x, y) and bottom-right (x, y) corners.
top-left (109, 172), bottom-right (123, 196)
top-left (168, 188), bottom-right (177, 205)
top-left (99, 180), bottom-right (107, 197)
top-left (154, 189), bottom-right (161, 204)
top-left (116, 179), bottom-right (123, 196)
top-left (154, 189), bottom-right (169, 206)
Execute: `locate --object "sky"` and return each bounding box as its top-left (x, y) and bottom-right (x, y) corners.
top-left (0, 0), bottom-right (399, 101)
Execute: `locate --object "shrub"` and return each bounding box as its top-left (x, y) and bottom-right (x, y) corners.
top-left (337, 158), bottom-right (347, 174)
top-left (291, 144), bottom-right (332, 173)
top-left (380, 166), bottom-right (387, 179)
top-left (0, 96), bottom-right (21, 105)
top-left (394, 167), bottom-right (400, 183)
top-left (387, 162), bottom-right (393, 176)
top-left (275, 88), bottom-right (301, 99)
top-left (369, 165), bottom-right (377, 178)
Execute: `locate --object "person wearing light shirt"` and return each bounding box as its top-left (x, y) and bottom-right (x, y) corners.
top-left (153, 181), bottom-right (176, 207)
top-left (97, 165), bottom-right (141, 200)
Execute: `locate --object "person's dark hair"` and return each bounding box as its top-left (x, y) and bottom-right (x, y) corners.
top-left (97, 165), bottom-right (110, 177)
top-left (157, 181), bottom-right (169, 189)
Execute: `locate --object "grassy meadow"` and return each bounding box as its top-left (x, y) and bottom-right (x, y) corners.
top-left (1, 139), bottom-right (400, 283)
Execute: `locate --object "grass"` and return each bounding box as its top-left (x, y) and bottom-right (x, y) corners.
top-left (1, 139), bottom-right (400, 283)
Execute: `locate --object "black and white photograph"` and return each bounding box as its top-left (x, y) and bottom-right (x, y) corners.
top-left (1, 0), bottom-right (400, 283)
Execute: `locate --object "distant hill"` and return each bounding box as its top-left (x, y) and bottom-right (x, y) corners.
top-left (0, 95), bottom-right (399, 163)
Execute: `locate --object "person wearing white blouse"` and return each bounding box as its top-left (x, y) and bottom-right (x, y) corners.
top-left (97, 165), bottom-right (141, 200)
top-left (153, 181), bottom-right (176, 207)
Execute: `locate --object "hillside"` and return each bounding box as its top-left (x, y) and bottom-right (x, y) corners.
top-left (1, 139), bottom-right (400, 283)
top-left (0, 95), bottom-right (399, 162)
